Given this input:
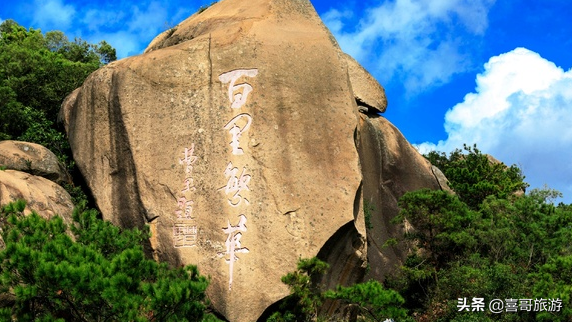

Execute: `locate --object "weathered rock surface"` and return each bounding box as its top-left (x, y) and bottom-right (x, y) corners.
top-left (61, 0), bottom-right (365, 320)
top-left (60, 0), bottom-right (448, 320)
top-left (356, 115), bottom-right (446, 280)
top-left (0, 169), bottom-right (74, 224)
top-left (344, 53), bottom-right (387, 114)
top-left (0, 140), bottom-right (71, 186)
top-left (432, 165), bottom-right (454, 193)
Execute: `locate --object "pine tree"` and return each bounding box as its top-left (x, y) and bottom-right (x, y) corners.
top-left (0, 200), bottom-right (216, 321)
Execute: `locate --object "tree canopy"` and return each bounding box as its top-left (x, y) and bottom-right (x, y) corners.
top-left (425, 144), bottom-right (528, 209)
top-left (389, 146), bottom-right (572, 321)
top-left (0, 19), bottom-right (116, 168)
top-left (0, 200), bottom-right (216, 321)
top-left (266, 257), bottom-right (409, 322)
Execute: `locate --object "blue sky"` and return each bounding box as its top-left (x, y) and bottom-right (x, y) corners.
top-left (2, 0), bottom-right (572, 202)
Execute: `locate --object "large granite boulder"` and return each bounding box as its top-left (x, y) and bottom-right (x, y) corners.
top-left (62, 0), bottom-right (363, 320)
top-left (60, 0), bottom-right (449, 320)
top-left (344, 53), bottom-right (387, 114)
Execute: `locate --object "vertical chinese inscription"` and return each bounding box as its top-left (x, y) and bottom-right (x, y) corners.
top-left (173, 144), bottom-right (198, 248)
top-left (217, 215), bottom-right (249, 291)
top-left (218, 69), bottom-right (258, 290)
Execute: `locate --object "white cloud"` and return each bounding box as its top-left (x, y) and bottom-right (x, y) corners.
top-left (25, 0), bottom-right (191, 59)
top-left (90, 30), bottom-right (142, 58)
top-left (322, 0), bottom-right (496, 94)
top-left (128, 1), bottom-right (168, 39)
top-left (85, 1), bottom-right (170, 58)
top-left (32, 0), bottom-right (76, 30)
top-left (418, 48), bottom-right (572, 201)
top-left (81, 9), bottom-right (126, 32)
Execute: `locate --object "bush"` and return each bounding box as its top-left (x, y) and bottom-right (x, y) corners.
top-left (425, 144), bottom-right (528, 210)
top-left (267, 257), bottom-right (408, 322)
top-left (0, 200), bottom-right (216, 321)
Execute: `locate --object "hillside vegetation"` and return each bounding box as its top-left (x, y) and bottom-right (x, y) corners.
top-left (388, 145), bottom-right (572, 321)
top-left (0, 19), bottom-right (115, 171)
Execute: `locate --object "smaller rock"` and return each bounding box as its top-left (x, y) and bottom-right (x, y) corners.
top-left (344, 53), bottom-right (388, 113)
top-left (431, 165), bottom-right (455, 194)
top-left (0, 169), bottom-right (75, 249)
top-left (0, 169), bottom-right (74, 222)
top-left (0, 141), bottom-right (71, 186)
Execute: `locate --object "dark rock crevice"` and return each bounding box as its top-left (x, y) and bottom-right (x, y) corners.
top-left (107, 71), bottom-right (155, 259)
top-left (356, 97), bottom-right (383, 116)
top-left (316, 221), bottom-right (367, 316)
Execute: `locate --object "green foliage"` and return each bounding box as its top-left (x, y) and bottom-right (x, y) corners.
top-left (425, 144), bottom-right (528, 209)
top-left (394, 189), bottom-right (479, 269)
top-left (325, 280), bottom-right (409, 321)
top-left (529, 255), bottom-right (572, 321)
top-left (0, 19), bottom-right (115, 173)
top-left (268, 257), bottom-right (329, 321)
top-left (268, 258), bottom-right (408, 322)
top-left (364, 200), bottom-right (375, 229)
top-left (391, 165), bottom-right (572, 321)
top-left (381, 238), bottom-right (398, 249)
top-left (0, 200), bottom-right (214, 321)
top-left (62, 182), bottom-right (89, 206)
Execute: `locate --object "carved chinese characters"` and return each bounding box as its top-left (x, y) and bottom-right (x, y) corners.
top-left (219, 69), bottom-right (258, 109)
top-left (223, 114), bottom-right (252, 155)
top-left (219, 161), bottom-right (252, 207)
top-left (173, 144), bottom-right (198, 248)
top-left (218, 69), bottom-right (258, 290)
top-left (217, 215), bottom-right (249, 291)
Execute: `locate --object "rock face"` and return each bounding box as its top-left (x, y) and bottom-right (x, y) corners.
top-left (0, 144), bottom-right (75, 307)
top-left (62, 0), bottom-right (363, 320)
top-left (60, 0), bottom-right (449, 320)
top-left (344, 53), bottom-right (387, 114)
top-left (0, 140), bottom-right (71, 186)
top-left (0, 169), bottom-right (74, 225)
top-left (356, 115), bottom-right (447, 280)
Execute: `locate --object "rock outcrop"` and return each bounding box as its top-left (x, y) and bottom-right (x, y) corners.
top-left (61, 0), bottom-right (363, 320)
top-left (356, 115), bottom-right (447, 280)
top-left (0, 170), bottom-right (74, 225)
top-left (344, 53), bottom-right (387, 114)
top-left (60, 0), bottom-right (449, 320)
top-left (0, 140), bottom-right (71, 186)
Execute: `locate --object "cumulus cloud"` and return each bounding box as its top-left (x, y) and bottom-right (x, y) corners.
top-left (322, 0), bottom-right (496, 94)
top-left (418, 48), bottom-right (572, 200)
top-left (32, 0), bottom-right (76, 30)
